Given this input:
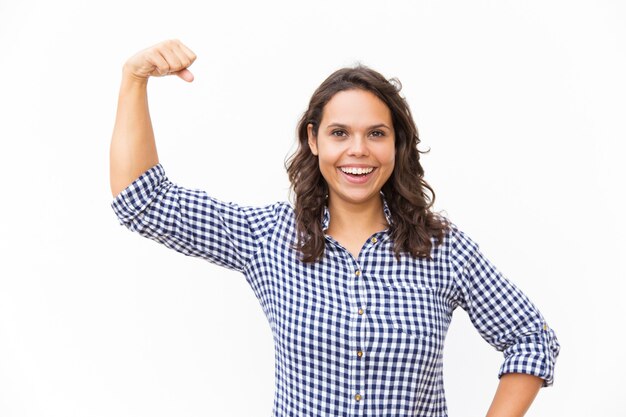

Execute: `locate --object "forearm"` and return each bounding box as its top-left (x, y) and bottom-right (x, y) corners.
top-left (485, 373), bottom-right (543, 417)
top-left (109, 69), bottom-right (159, 197)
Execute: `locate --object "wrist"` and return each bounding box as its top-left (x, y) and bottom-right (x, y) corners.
top-left (121, 65), bottom-right (149, 88)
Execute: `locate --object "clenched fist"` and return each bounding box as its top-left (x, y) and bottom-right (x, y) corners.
top-left (123, 39), bottom-right (197, 83)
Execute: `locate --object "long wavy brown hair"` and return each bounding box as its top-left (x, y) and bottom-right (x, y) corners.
top-left (285, 65), bottom-right (449, 263)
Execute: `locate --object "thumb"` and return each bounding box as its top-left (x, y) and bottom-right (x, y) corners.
top-left (175, 68), bottom-right (194, 82)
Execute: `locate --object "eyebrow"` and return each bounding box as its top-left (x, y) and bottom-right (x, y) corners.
top-left (326, 123), bottom-right (392, 130)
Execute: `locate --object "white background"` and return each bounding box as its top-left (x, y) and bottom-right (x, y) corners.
top-left (1, 0), bottom-right (625, 416)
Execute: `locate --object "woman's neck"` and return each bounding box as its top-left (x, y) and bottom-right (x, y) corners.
top-left (326, 196), bottom-right (389, 237)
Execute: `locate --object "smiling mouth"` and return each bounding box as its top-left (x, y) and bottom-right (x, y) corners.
top-left (339, 167), bottom-right (375, 175)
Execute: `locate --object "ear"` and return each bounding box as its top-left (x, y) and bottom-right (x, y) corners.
top-left (307, 123), bottom-right (319, 156)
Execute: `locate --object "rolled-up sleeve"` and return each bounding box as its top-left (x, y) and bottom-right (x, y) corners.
top-left (450, 226), bottom-right (560, 387)
top-left (111, 163), bottom-right (282, 272)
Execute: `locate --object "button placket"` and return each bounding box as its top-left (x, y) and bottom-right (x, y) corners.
top-left (349, 258), bottom-right (367, 407)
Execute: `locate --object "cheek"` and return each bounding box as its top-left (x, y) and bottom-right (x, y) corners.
top-left (317, 145), bottom-right (340, 170)
top-left (317, 154), bottom-right (334, 170)
top-left (316, 154), bottom-right (337, 182)
top-left (380, 148), bottom-right (395, 178)
top-left (384, 160), bottom-right (395, 182)
top-left (380, 146), bottom-right (396, 167)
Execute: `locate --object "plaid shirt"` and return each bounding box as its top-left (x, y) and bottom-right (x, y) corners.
top-left (112, 164), bottom-right (560, 417)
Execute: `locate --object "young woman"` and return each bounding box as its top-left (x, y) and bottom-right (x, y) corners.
top-left (110, 39), bottom-right (560, 417)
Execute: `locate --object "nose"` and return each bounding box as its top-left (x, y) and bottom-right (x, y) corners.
top-left (347, 135), bottom-right (369, 157)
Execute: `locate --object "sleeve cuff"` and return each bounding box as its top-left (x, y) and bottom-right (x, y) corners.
top-left (111, 164), bottom-right (170, 225)
top-left (498, 325), bottom-right (560, 387)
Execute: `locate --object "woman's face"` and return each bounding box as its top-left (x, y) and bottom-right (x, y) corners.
top-left (307, 89), bottom-right (395, 209)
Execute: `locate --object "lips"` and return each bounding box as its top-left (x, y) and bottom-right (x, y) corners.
top-left (338, 166), bottom-right (376, 184)
top-left (339, 166), bottom-right (374, 175)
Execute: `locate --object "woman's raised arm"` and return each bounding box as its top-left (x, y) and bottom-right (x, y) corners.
top-left (109, 39), bottom-right (196, 197)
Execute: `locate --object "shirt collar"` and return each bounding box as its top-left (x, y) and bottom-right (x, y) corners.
top-left (321, 191), bottom-right (393, 232)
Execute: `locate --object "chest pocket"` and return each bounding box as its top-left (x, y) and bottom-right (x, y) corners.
top-left (383, 284), bottom-right (448, 341)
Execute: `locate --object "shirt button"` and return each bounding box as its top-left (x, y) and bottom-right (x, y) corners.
top-left (371, 237), bottom-right (378, 243)
top-left (358, 308), bottom-right (364, 315)
top-left (355, 393), bottom-right (362, 401)
top-left (357, 350), bottom-right (363, 358)
top-left (543, 323), bottom-right (548, 330)
top-left (355, 270), bottom-right (361, 277)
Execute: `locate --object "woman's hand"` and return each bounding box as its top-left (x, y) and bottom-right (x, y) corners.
top-left (122, 39), bottom-right (197, 83)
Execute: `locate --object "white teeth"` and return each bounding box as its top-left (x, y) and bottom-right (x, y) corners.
top-left (340, 167), bottom-right (374, 175)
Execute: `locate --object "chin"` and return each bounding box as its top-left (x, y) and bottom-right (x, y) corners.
top-left (335, 190), bottom-right (379, 205)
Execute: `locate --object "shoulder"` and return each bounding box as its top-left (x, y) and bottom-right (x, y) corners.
top-left (432, 215), bottom-right (479, 265)
top-left (236, 200), bottom-right (293, 216)
top-left (237, 200), bottom-right (295, 225)
top-left (272, 201), bottom-right (295, 221)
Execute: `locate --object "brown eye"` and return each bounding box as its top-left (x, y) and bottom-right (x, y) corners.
top-left (332, 130), bottom-right (347, 137)
top-left (370, 130), bottom-right (384, 137)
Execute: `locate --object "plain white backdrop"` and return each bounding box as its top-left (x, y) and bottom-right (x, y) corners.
top-left (1, 0), bottom-right (624, 416)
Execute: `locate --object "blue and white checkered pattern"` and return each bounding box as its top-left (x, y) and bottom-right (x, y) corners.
top-left (112, 164), bottom-right (560, 417)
